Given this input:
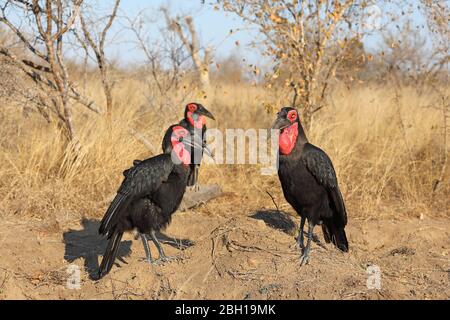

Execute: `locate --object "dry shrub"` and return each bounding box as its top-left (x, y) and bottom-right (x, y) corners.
top-left (0, 78), bottom-right (447, 221)
top-left (309, 86), bottom-right (447, 218)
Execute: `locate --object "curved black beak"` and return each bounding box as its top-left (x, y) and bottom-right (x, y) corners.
top-left (271, 117), bottom-right (291, 130)
top-left (182, 135), bottom-right (213, 158)
top-left (197, 105), bottom-right (215, 120)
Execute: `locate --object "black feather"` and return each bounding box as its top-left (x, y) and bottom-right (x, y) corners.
top-left (97, 153), bottom-right (189, 278)
top-left (99, 193), bottom-right (128, 236)
top-left (98, 231), bottom-right (123, 279)
top-left (276, 108), bottom-right (349, 256)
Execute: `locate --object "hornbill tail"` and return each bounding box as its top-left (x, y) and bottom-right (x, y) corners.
top-left (322, 224), bottom-right (348, 252)
top-left (98, 231), bottom-right (123, 279)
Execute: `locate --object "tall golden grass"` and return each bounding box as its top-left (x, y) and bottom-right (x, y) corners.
top-left (0, 79), bottom-right (447, 221)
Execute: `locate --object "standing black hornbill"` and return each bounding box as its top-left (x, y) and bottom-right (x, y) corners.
top-left (162, 103), bottom-right (215, 191)
top-left (272, 107), bottom-right (348, 265)
top-left (97, 126), bottom-right (198, 279)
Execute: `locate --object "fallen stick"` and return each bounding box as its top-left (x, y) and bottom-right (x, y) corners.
top-left (179, 184), bottom-right (223, 211)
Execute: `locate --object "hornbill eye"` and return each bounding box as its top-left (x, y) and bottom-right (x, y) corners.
top-left (187, 103), bottom-right (197, 112)
top-left (287, 110), bottom-right (297, 121)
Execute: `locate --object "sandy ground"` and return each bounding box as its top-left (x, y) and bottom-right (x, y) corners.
top-left (0, 204), bottom-right (449, 300)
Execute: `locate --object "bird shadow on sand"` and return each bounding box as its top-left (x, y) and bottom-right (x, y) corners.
top-left (250, 210), bottom-right (325, 247)
top-left (63, 218), bottom-right (132, 279)
top-left (250, 210), bottom-right (298, 235)
top-left (63, 218), bottom-right (195, 279)
top-left (153, 231), bottom-right (195, 250)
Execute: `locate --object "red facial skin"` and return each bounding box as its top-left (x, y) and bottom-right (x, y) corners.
top-left (186, 104), bottom-right (206, 129)
top-left (279, 110), bottom-right (299, 155)
top-left (187, 103), bottom-right (197, 113)
top-left (171, 126), bottom-right (191, 165)
top-left (187, 112), bottom-right (206, 129)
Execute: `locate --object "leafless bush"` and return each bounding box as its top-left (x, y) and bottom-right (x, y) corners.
top-left (124, 8), bottom-right (195, 111)
top-left (0, 0), bottom-right (81, 141)
top-left (162, 8), bottom-right (212, 90)
top-left (0, 0), bottom-right (103, 145)
top-left (218, 0), bottom-right (377, 126)
top-left (76, 0), bottom-right (120, 117)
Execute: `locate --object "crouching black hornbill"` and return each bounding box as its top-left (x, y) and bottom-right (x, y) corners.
top-left (272, 107), bottom-right (348, 265)
top-left (162, 103), bottom-right (215, 191)
top-left (97, 126), bottom-right (197, 279)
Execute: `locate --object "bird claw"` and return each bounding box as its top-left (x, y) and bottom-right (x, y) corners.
top-left (299, 253), bottom-right (310, 266)
top-left (154, 255), bottom-right (178, 266)
top-left (139, 257), bottom-right (154, 265)
top-left (295, 240), bottom-right (304, 251)
top-left (187, 185), bottom-right (200, 192)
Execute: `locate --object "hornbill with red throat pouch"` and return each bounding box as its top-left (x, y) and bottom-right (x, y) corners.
top-left (272, 107), bottom-right (348, 265)
top-left (162, 103), bottom-right (215, 191)
top-left (97, 126), bottom-right (198, 279)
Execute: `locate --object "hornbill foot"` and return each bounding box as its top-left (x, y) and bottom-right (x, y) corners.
top-left (139, 257), bottom-right (154, 264)
top-left (148, 230), bottom-right (180, 265)
top-left (154, 255), bottom-right (178, 265)
top-left (139, 256), bottom-right (176, 265)
top-left (187, 185), bottom-right (199, 192)
top-left (299, 252), bottom-right (310, 266)
top-left (188, 184), bottom-right (200, 192)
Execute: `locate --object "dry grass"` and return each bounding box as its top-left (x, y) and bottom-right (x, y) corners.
top-left (0, 78), bottom-right (448, 222)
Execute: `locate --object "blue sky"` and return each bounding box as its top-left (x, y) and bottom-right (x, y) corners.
top-left (106, 0), bottom-right (262, 65)
top-left (90, 0), bottom-right (429, 67)
top-left (3, 0), bottom-right (429, 66)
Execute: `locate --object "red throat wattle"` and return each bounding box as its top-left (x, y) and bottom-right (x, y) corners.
top-left (279, 122), bottom-right (299, 155)
top-left (171, 126), bottom-right (191, 165)
top-left (187, 111), bottom-right (206, 129)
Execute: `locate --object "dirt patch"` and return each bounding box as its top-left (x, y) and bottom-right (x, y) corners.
top-left (0, 210), bottom-right (448, 299)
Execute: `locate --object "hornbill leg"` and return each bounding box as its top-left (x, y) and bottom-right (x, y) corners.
top-left (300, 222), bottom-right (314, 266)
top-left (297, 216), bottom-right (306, 252)
top-left (193, 166), bottom-right (199, 192)
top-left (140, 233), bottom-right (153, 264)
top-left (149, 231), bottom-right (176, 263)
top-left (187, 166), bottom-right (200, 192)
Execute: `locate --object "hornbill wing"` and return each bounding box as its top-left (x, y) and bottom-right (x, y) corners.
top-left (301, 143), bottom-right (347, 225)
top-left (99, 154), bottom-right (175, 236)
top-left (122, 160), bottom-right (142, 176)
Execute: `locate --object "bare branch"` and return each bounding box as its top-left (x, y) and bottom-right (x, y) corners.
top-left (163, 8), bottom-right (211, 88)
top-left (77, 0), bottom-right (120, 115)
top-left (50, 0), bottom-right (83, 41)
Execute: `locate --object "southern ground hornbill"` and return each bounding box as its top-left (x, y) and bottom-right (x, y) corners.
top-left (272, 107), bottom-right (348, 265)
top-left (97, 126), bottom-right (197, 279)
top-left (162, 103), bottom-right (215, 190)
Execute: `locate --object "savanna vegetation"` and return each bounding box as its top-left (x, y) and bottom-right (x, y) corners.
top-left (0, 0), bottom-right (447, 223)
top-left (0, 0), bottom-right (448, 300)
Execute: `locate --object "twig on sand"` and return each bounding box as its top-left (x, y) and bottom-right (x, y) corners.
top-left (170, 271), bottom-right (199, 300)
top-left (227, 269), bottom-right (261, 281)
top-left (266, 190), bottom-right (280, 213)
top-left (225, 238), bottom-right (296, 257)
top-left (0, 269), bottom-right (9, 293)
